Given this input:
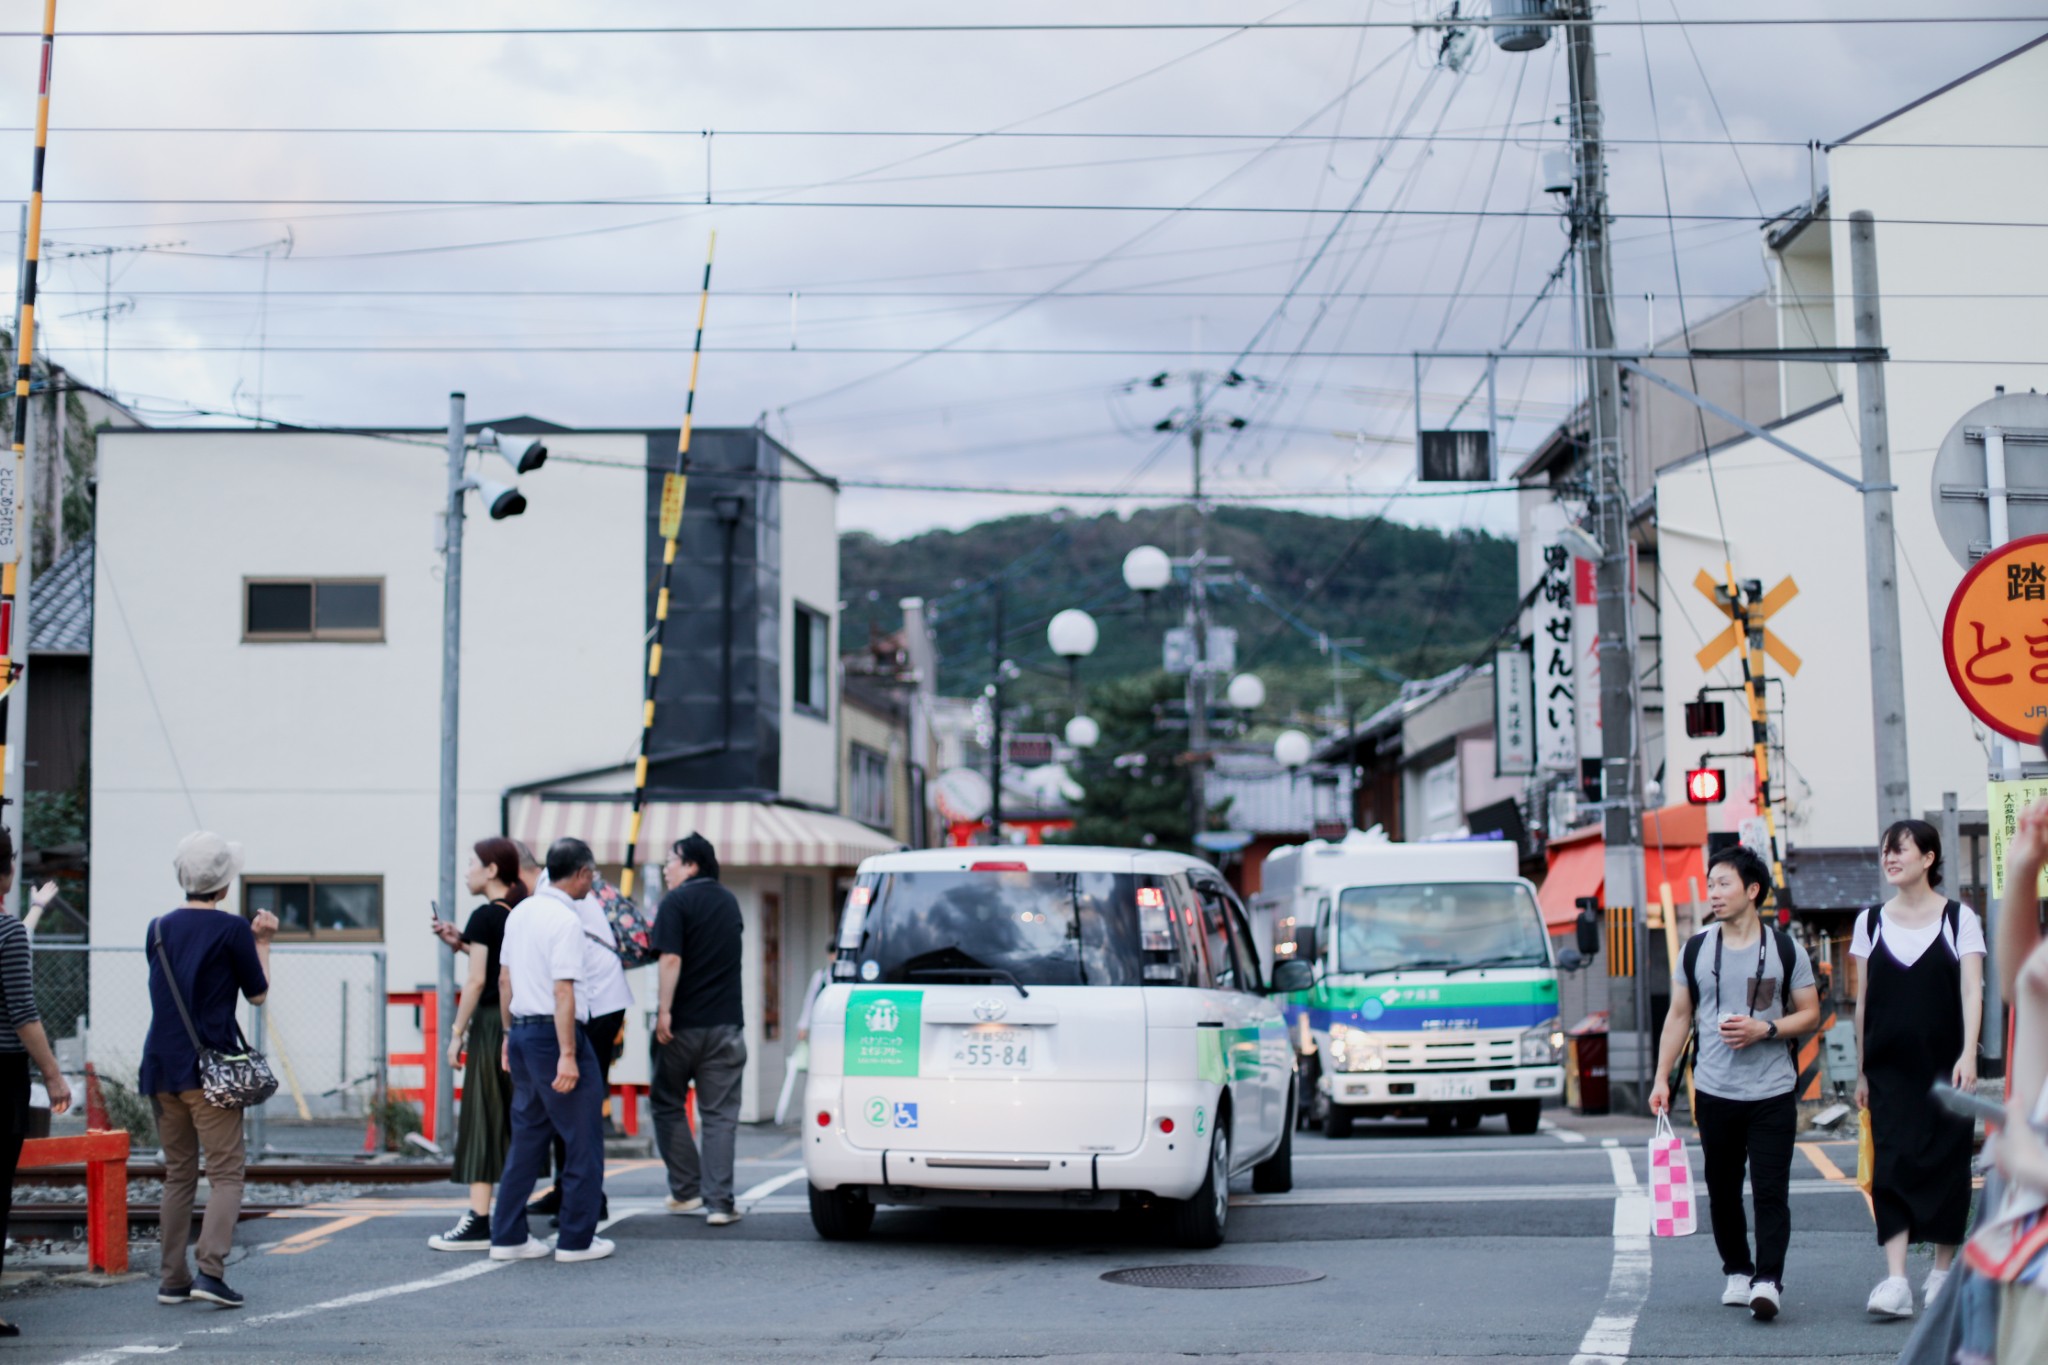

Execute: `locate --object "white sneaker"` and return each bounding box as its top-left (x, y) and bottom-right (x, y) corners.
top-left (1748, 1279), bottom-right (1780, 1321)
top-left (555, 1236), bottom-right (614, 1263)
top-left (1867, 1275), bottom-right (1913, 1319)
top-left (706, 1209), bottom-right (743, 1227)
top-left (1721, 1273), bottom-right (1753, 1306)
top-left (665, 1195), bottom-right (704, 1215)
top-left (488, 1237), bottom-right (552, 1262)
top-left (1922, 1266), bottom-right (1950, 1306)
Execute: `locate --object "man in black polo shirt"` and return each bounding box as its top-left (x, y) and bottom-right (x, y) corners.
top-left (651, 833), bottom-right (747, 1225)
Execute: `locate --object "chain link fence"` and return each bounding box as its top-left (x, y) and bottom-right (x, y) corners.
top-left (29, 941), bottom-right (390, 1154)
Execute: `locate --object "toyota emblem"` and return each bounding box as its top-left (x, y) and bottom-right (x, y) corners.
top-left (973, 998), bottom-right (1008, 1022)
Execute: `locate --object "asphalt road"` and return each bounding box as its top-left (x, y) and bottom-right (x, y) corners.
top-left (0, 1113), bottom-right (1926, 1363)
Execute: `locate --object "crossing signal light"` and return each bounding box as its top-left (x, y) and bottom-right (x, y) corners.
top-left (1685, 767), bottom-right (1727, 805)
top-left (1684, 699), bottom-right (1726, 738)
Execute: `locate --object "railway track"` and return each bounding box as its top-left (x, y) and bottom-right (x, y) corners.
top-left (22, 1160), bottom-right (452, 1187)
top-left (10, 1203), bottom-right (291, 1236)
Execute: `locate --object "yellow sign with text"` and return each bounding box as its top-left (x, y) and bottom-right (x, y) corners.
top-left (1988, 778), bottom-right (2048, 900)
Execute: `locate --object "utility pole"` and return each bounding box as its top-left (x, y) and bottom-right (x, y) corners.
top-left (1565, 0), bottom-right (1650, 1104)
top-left (434, 392), bottom-right (464, 1146)
top-left (1186, 368), bottom-right (1211, 840)
top-left (1849, 211), bottom-right (1912, 824)
top-left (986, 581), bottom-right (1005, 845)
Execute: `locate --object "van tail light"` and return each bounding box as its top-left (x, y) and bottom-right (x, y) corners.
top-left (969, 861), bottom-right (1029, 872)
top-left (1136, 887), bottom-right (1165, 907)
top-left (816, 1110), bottom-right (832, 1128)
top-left (1158, 1116), bottom-right (1175, 1134)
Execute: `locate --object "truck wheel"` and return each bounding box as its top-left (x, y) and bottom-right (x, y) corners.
top-left (1456, 1111), bottom-right (1482, 1132)
top-left (1170, 1125), bottom-right (1231, 1248)
top-left (808, 1182), bottom-right (876, 1240)
top-left (1252, 1087), bottom-right (1295, 1194)
top-left (1506, 1101), bottom-right (1542, 1136)
top-left (1427, 1111), bottom-right (1454, 1135)
top-left (1324, 1104), bottom-right (1354, 1139)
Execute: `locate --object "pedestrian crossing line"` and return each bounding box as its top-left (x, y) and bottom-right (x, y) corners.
top-left (265, 1214), bottom-right (372, 1256)
top-left (1540, 1120), bottom-right (1589, 1144)
top-left (737, 1166), bottom-right (808, 1207)
top-left (1566, 1145), bottom-right (1650, 1365)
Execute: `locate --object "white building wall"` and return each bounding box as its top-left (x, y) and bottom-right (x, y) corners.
top-left (90, 428), bottom-right (648, 1094)
top-left (779, 453), bottom-right (839, 809)
top-left (1657, 40), bottom-right (2048, 852)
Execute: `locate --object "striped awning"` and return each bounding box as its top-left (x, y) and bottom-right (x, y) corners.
top-left (508, 794), bottom-right (903, 870)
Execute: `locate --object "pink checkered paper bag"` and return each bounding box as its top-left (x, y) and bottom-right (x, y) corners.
top-left (1648, 1113), bottom-right (1696, 1237)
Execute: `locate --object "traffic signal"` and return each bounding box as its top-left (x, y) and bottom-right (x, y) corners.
top-left (1685, 767), bottom-right (1727, 805)
top-left (1684, 698), bottom-right (1726, 738)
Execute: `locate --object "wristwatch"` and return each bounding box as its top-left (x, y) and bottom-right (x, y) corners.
top-left (1764, 1020), bottom-right (1779, 1041)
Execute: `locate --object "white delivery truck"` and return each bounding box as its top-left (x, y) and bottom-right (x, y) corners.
top-left (1252, 830), bottom-right (1567, 1137)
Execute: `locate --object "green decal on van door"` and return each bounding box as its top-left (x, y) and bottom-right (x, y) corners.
top-left (1197, 1029), bottom-right (1227, 1085)
top-left (846, 989), bottom-right (923, 1077)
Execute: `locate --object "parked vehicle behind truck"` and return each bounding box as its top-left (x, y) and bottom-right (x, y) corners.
top-left (1252, 830), bottom-right (1567, 1137)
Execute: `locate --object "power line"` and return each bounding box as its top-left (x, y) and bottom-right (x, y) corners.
top-left (14, 125), bottom-right (2048, 152)
top-left (0, 17), bottom-right (2037, 35)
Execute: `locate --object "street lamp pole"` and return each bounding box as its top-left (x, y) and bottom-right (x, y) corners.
top-left (434, 391), bottom-right (465, 1146)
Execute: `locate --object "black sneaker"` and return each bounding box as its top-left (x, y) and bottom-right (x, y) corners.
top-left (542, 1193), bottom-right (608, 1228)
top-left (190, 1273), bottom-right (244, 1309)
top-left (427, 1210), bottom-right (492, 1252)
top-left (525, 1187), bottom-right (561, 1218)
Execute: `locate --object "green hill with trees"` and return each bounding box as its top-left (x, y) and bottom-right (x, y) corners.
top-left (841, 505), bottom-right (1517, 732)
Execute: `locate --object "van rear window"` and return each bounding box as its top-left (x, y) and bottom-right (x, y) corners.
top-left (847, 869), bottom-right (1150, 988)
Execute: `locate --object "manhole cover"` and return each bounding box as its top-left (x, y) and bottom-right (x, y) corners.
top-left (1101, 1264), bottom-right (1325, 1290)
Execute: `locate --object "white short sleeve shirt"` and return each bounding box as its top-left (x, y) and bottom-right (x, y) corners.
top-left (504, 887), bottom-right (589, 1020)
top-left (1849, 902), bottom-right (1986, 968)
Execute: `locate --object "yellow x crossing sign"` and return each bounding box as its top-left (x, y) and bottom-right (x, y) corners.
top-left (1694, 570), bottom-right (1802, 675)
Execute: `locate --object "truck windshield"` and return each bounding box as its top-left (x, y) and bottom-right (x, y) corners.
top-left (856, 869), bottom-right (1145, 988)
top-left (1333, 882), bottom-right (1549, 976)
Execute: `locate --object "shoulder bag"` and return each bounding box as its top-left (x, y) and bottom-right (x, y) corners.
top-left (150, 917), bottom-right (279, 1110)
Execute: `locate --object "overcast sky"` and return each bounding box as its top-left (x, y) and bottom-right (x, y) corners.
top-left (4, 1), bottom-right (2041, 540)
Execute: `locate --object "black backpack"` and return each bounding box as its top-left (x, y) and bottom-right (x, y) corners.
top-left (1682, 922), bottom-right (1800, 1064)
top-left (1861, 900), bottom-right (1961, 963)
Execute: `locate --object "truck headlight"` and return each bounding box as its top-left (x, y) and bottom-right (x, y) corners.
top-left (1519, 1016), bottom-right (1564, 1066)
top-left (1329, 1022), bottom-right (1385, 1073)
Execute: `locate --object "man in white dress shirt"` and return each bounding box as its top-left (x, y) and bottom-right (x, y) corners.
top-left (489, 838), bottom-right (613, 1263)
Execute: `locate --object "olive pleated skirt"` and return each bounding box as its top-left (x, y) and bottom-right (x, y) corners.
top-left (451, 1010), bottom-right (511, 1185)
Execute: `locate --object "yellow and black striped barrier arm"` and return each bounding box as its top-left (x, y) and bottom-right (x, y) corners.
top-left (4, 2), bottom-right (57, 797)
top-left (619, 231), bottom-right (716, 900)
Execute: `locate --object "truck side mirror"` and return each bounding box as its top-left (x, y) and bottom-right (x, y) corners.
top-left (1574, 900), bottom-right (1601, 958)
top-left (1555, 945), bottom-right (1586, 973)
top-left (1291, 924), bottom-right (1317, 964)
top-left (1269, 959), bottom-right (1314, 994)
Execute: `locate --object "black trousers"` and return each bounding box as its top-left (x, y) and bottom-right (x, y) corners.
top-left (546, 1009), bottom-right (625, 1181)
top-left (1694, 1088), bottom-right (1797, 1286)
top-left (0, 1053), bottom-right (28, 1282)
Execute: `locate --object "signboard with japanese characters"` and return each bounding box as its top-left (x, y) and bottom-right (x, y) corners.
top-left (1942, 532), bottom-right (2048, 743)
top-left (1494, 648), bottom-right (1534, 776)
top-left (1989, 777), bottom-right (2048, 900)
top-left (1535, 543), bottom-right (1576, 771)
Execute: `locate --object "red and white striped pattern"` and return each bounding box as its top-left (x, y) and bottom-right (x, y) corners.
top-left (509, 794), bottom-right (901, 870)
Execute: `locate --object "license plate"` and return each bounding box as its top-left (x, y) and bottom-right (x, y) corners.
top-left (950, 1027), bottom-right (1033, 1071)
top-left (1431, 1077), bottom-right (1478, 1100)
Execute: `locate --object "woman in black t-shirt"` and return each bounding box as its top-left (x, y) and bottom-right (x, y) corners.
top-left (426, 837), bottom-right (525, 1251)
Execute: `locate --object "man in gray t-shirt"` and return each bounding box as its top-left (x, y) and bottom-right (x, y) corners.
top-left (1648, 847), bottom-right (1821, 1322)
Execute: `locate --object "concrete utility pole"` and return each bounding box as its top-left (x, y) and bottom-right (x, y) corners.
top-left (434, 392), bottom-right (465, 1145)
top-left (1186, 367), bottom-right (1212, 840)
top-left (1565, 0), bottom-right (1650, 1100)
top-left (1849, 211), bottom-right (1913, 826)
top-left (986, 581), bottom-right (1005, 844)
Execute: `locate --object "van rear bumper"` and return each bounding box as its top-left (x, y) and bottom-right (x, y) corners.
top-left (805, 1080), bottom-right (1216, 1203)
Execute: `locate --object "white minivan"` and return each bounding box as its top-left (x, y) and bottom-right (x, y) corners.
top-left (803, 846), bottom-right (1312, 1247)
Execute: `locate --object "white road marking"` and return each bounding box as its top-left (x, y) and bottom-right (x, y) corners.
top-left (1567, 1144), bottom-right (1651, 1365)
top-left (737, 1166), bottom-right (808, 1207)
top-left (56, 1349), bottom-right (180, 1364)
top-left (1541, 1119), bottom-right (1588, 1144)
top-left (1292, 1146), bottom-right (1615, 1162)
top-left (1236, 1177), bottom-right (1849, 1208)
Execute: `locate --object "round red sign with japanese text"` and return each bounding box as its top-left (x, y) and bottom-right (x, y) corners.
top-left (1944, 533), bottom-right (2048, 744)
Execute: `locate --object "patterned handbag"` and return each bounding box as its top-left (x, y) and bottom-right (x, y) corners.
top-left (1648, 1113), bottom-right (1697, 1237)
top-left (150, 918), bottom-right (280, 1111)
top-left (585, 872), bottom-right (659, 968)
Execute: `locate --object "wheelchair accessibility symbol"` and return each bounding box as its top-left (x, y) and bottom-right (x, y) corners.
top-left (892, 1101), bottom-right (919, 1129)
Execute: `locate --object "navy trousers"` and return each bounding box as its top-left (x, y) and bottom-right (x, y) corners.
top-left (492, 1019), bottom-right (605, 1252)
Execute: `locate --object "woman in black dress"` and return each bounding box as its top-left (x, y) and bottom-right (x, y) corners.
top-left (425, 837), bottom-right (524, 1251)
top-left (1852, 818), bottom-right (1985, 1320)
top-left (0, 829), bottom-right (72, 1335)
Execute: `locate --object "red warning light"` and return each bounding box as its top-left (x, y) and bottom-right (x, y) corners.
top-left (1685, 767), bottom-right (1727, 805)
